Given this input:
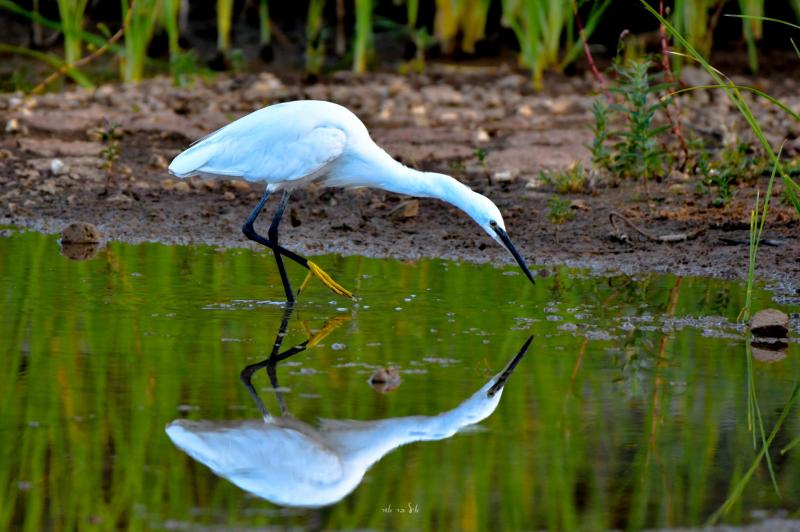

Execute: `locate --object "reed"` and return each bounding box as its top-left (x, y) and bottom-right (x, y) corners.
top-left (353, 0), bottom-right (373, 73)
top-left (217, 0), bottom-right (234, 54)
top-left (737, 0), bottom-right (764, 71)
top-left (121, 0), bottom-right (160, 82)
top-left (259, 0), bottom-right (271, 48)
top-left (672, 0), bottom-right (718, 59)
top-left (460, 0), bottom-right (491, 54)
top-left (55, 0), bottom-right (89, 66)
top-left (501, 0), bottom-right (605, 89)
top-left (305, 0), bottom-right (326, 76)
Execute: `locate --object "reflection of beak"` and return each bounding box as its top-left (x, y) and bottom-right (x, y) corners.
top-left (494, 227), bottom-right (535, 284)
top-left (487, 336), bottom-right (533, 397)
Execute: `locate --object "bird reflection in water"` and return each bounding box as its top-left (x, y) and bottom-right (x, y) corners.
top-left (166, 309), bottom-right (532, 508)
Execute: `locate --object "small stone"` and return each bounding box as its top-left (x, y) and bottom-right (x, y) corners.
top-left (106, 193), bottom-right (133, 206)
top-left (223, 191), bottom-right (236, 201)
top-left (749, 309), bottom-right (789, 338)
top-left (149, 153), bottom-right (169, 169)
top-left (475, 129), bottom-right (490, 143)
top-left (50, 159), bottom-right (68, 175)
top-left (172, 181), bottom-right (190, 193)
top-left (388, 199), bottom-right (419, 221)
top-left (201, 180), bottom-right (218, 192)
top-left (61, 221), bottom-right (102, 244)
top-left (5, 118), bottom-right (20, 133)
top-left (493, 169), bottom-right (518, 182)
top-left (570, 199), bottom-right (590, 211)
top-left (230, 180), bottom-right (250, 192)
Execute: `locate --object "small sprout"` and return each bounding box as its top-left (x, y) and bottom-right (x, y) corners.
top-left (547, 196), bottom-right (575, 225)
top-left (539, 163), bottom-right (586, 194)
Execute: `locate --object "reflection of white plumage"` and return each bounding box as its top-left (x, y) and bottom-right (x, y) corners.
top-left (168, 100), bottom-right (535, 303)
top-left (165, 337), bottom-right (531, 508)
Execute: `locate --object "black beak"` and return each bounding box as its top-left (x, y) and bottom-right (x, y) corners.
top-left (494, 226), bottom-right (535, 284)
top-left (487, 336), bottom-right (533, 397)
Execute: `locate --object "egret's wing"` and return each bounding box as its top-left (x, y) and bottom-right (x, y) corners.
top-left (166, 419), bottom-right (343, 485)
top-left (169, 122), bottom-right (347, 183)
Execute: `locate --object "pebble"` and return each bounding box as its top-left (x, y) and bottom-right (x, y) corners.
top-left (106, 193), bottom-right (133, 206)
top-left (172, 181), bottom-right (190, 193)
top-left (50, 159), bottom-right (68, 175)
top-left (61, 221), bottom-right (102, 244)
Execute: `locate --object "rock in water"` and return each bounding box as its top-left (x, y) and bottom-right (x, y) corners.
top-left (61, 222), bottom-right (102, 244)
top-left (749, 309), bottom-right (789, 338)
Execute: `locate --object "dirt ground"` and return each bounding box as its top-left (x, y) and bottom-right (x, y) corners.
top-left (0, 67), bottom-right (798, 301)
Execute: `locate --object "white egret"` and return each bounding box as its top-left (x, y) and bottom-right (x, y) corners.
top-left (165, 323), bottom-right (531, 508)
top-left (169, 100), bottom-right (535, 302)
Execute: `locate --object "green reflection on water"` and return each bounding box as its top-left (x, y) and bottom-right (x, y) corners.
top-left (0, 231), bottom-right (798, 530)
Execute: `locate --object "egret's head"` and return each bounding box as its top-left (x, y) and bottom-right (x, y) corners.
top-left (468, 193), bottom-right (536, 285)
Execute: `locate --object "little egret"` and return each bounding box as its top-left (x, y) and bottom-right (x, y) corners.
top-left (165, 312), bottom-right (532, 507)
top-left (169, 100), bottom-right (535, 302)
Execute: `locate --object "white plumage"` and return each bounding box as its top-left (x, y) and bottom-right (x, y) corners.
top-left (169, 100), bottom-right (535, 301)
top-left (165, 337), bottom-right (530, 508)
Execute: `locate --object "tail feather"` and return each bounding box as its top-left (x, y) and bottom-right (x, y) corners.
top-left (168, 142), bottom-right (218, 178)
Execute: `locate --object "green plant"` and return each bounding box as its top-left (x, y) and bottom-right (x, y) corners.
top-left (641, 3), bottom-right (800, 217)
top-left (353, 0), bottom-right (373, 74)
top-left (121, 0), bottom-right (160, 82)
top-left (672, 0), bottom-right (721, 61)
top-left (400, 0), bottom-right (435, 72)
top-left (607, 59), bottom-right (673, 182)
top-left (93, 120), bottom-right (122, 173)
top-left (161, 0), bottom-right (186, 84)
top-left (547, 195), bottom-right (574, 224)
top-left (737, 0), bottom-right (764, 72)
top-left (501, 0), bottom-right (609, 89)
top-left (0, 43), bottom-right (92, 88)
top-left (306, 0), bottom-right (326, 76)
top-left (540, 163), bottom-right (586, 194)
top-left (429, 0), bottom-right (495, 56)
top-left (56, 0), bottom-right (89, 67)
top-left (217, 0), bottom-right (234, 56)
top-left (589, 100), bottom-right (612, 170)
top-left (699, 141), bottom-right (767, 207)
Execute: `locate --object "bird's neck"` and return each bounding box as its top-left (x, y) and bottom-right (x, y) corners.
top-left (381, 158), bottom-right (478, 216)
top-left (323, 384), bottom-right (501, 468)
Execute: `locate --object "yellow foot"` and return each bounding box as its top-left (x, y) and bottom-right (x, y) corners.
top-left (304, 315), bottom-right (350, 347)
top-left (298, 260), bottom-right (353, 299)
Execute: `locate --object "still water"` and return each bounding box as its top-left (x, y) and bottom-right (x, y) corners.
top-left (1, 230), bottom-right (798, 530)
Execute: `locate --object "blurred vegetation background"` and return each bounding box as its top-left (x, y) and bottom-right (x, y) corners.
top-left (0, 0), bottom-right (799, 90)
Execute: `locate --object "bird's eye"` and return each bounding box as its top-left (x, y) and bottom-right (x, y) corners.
top-left (489, 220), bottom-right (498, 228)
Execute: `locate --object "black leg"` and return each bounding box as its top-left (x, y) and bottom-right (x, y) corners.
top-left (242, 187), bottom-right (305, 303)
top-left (269, 191), bottom-right (294, 303)
top-left (242, 186), bottom-right (352, 300)
top-left (242, 187), bottom-right (310, 269)
top-left (239, 306), bottom-right (309, 418)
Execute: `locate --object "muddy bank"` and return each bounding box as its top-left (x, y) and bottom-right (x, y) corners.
top-left (0, 70), bottom-right (798, 301)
